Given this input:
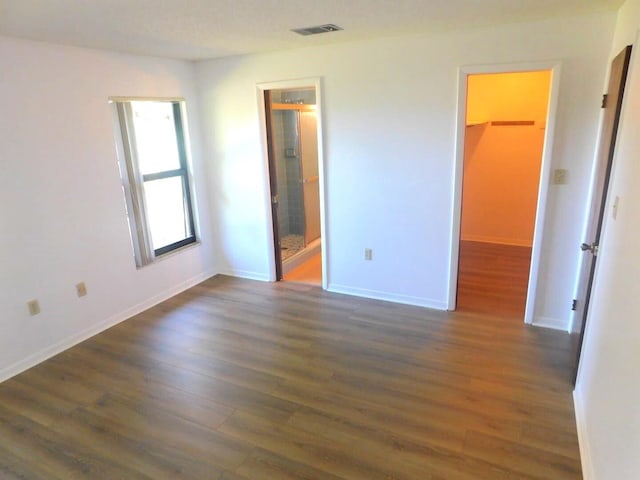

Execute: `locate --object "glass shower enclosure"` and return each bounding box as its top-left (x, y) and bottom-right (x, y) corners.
top-left (265, 88), bottom-right (321, 278)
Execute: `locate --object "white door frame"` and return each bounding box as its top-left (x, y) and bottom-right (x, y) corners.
top-left (447, 61), bottom-right (562, 324)
top-left (257, 77), bottom-right (328, 290)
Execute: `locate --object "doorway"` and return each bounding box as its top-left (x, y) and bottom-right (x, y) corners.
top-left (263, 86), bottom-right (323, 286)
top-left (572, 45), bottom-right (632, 383)
top-left (453, 69), bottom-right (554, 319)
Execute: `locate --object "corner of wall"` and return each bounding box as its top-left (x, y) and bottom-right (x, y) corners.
top-left (531, 315), bottom-right (569, 331)
top-left (0, 270), bottom-right (217, 384)
top-left (215, 267), bottom-right (272, 282)
top-left (574, 387), bottom-right (595, 480)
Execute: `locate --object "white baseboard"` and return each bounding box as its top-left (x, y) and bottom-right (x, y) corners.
top-left (327, 283), bottom-right (447, 310)
top-left (568, 311), bottom-right (581, 334)
top-left (283, 239), bottom-right (321, 274)
top-left (531, 315), bottom-right (569, 331)
top-left (574, 388), bottom-right (595, 480)
top-left (461, 234), bottom-right (532, 247)
top-left (0, 270), bottom-right (216, 384)
top-left (215, 267), bottom-right (272, 282)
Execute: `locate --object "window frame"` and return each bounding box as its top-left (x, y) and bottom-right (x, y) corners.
top-left (112, 97), bottom-right (198, 267)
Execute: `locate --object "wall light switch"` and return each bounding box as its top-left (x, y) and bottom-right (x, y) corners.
top-left (553, 169), bottom-right (569, 185)
top-left (612, 196), bottom-right (620, 220)
top-left (364, 248), bottom-right (373, 261)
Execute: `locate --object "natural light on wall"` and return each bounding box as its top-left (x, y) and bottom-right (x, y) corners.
top-left (111, 98), bottom-right (198, 267)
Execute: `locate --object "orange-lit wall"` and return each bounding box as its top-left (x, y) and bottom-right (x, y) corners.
top-left (461, 71), bottom-right (552, 246)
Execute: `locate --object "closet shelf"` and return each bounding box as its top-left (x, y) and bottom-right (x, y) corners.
top-left (466, 120), bottom-right (489, 127)
top-left (466, 120), bottom-right (540, 127)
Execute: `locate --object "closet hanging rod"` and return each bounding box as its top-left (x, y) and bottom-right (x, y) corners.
top-left (271, 103), bottom-right (317, 112)
top-left (491, 120), bottom-right (536, 126)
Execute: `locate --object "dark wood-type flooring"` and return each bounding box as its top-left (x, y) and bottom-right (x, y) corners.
top-left (457, 240), bottom-right (533, 318)
top-left (0, 275), bottom-right (581, 479)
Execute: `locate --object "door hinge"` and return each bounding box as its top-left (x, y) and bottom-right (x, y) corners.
top-left (601, 94), bottom-right (608, 108)
top-left (271, 194), bottom-right (279, 204)
top-left (580, 242), bottom-right (599, 256)
top-left (572, 299), bottom-right (578, 311)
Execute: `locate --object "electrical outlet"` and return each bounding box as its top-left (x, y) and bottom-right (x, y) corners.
top-left (552, 169), bottom-right (569, 185)
top-left (27, 299), bottom-right (40, 316)
top-left (76, 282), bottom-right (88, 297)
top-left (364, 248), bottom-right (373, 261)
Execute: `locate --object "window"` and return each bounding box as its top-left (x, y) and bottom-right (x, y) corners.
top-left (112, 99), bottom-right (197, 266)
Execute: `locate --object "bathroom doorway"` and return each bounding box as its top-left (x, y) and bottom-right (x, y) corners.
top-left (263, 86), bottom-right (323, 286)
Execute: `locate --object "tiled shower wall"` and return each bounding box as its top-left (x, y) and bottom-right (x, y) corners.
top-left (284, 111), bottom-right (305, 236)
top-left (272, 88), bottom-right (317, 240)
top-left (272, 111), bottom-right (290, 237)
top-left (274, 110), bottom-right (304, 238)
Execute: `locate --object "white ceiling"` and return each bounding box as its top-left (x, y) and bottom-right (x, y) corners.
top-left (0, 0), bottom-right (624, 61)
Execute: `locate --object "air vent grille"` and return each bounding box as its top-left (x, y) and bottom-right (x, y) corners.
top-left (291, 24), bottom-right (343, 36)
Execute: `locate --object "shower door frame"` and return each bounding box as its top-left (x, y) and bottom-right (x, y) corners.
top-left (257, 78), bottom-right (328, 288)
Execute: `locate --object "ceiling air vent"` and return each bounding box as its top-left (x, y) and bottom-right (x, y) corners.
top-left (291, 24), bottom-right (343, 36)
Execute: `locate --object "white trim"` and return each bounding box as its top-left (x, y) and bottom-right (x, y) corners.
top-left (574, 389), bottom-right (595, 480)
top-left (256, 77), bottom-right (329, 290)
top-left (0, 270), bottom-right (216, 384)
top-left (568, 309), bottom-right (580, 334)
top-left (447, 61), bottom-right (563, 325)
top-left (256, 85), bottom-right (277, 284)
top-left (108, 96), bottom-right (185, 103)
top-left (531, 315), bottom-right (568, 331)
top-left (447, 68), bottom-right (467, 310)
top-left (460, 235), bottom-right (532, 248)
top-left (526, 64), bottom-right (563, 324)
top-left (214, 267), bottom-right (271, 282)
top-left (282, 238), bottom-right (321, 275)
top-left (328, 283), bottom-right (448, 310)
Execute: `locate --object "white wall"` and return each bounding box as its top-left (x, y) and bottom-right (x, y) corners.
top-left (461, 71), bottom-right (551, 247)
top-left (610, 0), bottom-right (640, 53)
top-left (196, 13), bottom-right (615, 322)
top-left (0, 37), bottom-right (215, 381)
top-left (575, 1), bottom-right (640, 478)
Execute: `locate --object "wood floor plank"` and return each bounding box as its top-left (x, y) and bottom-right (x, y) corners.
top-left (269, 376), bottom-right (495, 450)
top-left (12, 360), bottom-right (106, 407)
top-left (143, 364), bottom-right (300, 422)
top-left (284, 406), bottom-right (512, 480)
top-left (235, 447), bottom-right (346, 480)
top-left (0, 378), bottom-right (80, 427)
top-left (0, 403), bottom-right (150, 480)
top-left (457, 240), bottom-right (532, 317)
top-left (463, 430), bottom-right (581, 479)
top-left (47, 406), bottom-right (204, 479)
top-left (520, 422), bottom-right (582, 460)
top-left (56, 397), bottom-right (232, 478)
top-left (219, 470), bottom-right (252, 480)
top-left (0, 274), bottom-right (581, 479)
top-left (0, 457), bottom-right (66, 480)
top-left (218, 410), bottom-right (438, 480)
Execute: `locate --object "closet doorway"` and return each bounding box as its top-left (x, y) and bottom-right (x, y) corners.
top-left (263, 85), bottom-right (324, 286)
top-left (454, 70), bottom-right (554, 319)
